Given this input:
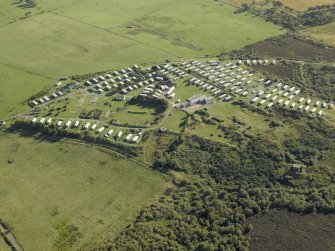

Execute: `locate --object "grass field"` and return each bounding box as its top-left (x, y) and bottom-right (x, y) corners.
top-left (0, 12), bottom-right (171, 79)
top-left (111, 0), bottom-right (285, 57)
top-left (302, 21), bottom-right (335, 47)
top-left (0, 131), bottom-right (167, 251)
top-left (0, 237), bottom-right (11, 251)
top-left (161, 108), bottom-right (187, 133)
top-left (112, 104), bottom-right (158, 126)
top-left (0, 63), bottom-right (53, 119)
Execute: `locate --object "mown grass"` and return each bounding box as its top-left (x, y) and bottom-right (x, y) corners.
top-left (161, 108), bottom-right (187, 133)
top-left (0, 131), bottom-right (167, 251)
top-left (112, 104), bottom-right (158, 126)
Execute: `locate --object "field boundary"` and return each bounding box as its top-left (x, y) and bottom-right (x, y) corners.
top-left (52, 12), bottom-right (180, 58)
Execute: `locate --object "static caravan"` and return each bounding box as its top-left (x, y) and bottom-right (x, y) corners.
top-left (74, 120), bottom-right (80, 128)
top-left (97, 127), bottom-right (105, 134)
top-left (65, 121), bottom-right (72, 128)
top-left (115, 131), bottom-right (123, 140)
top-left (90, 124), bottom-right (97, 130)
top-left (83, 122), bottom-right (90, 130)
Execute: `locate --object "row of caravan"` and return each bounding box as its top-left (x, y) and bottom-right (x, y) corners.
top-left (30, 118), bottom-right (141, 143)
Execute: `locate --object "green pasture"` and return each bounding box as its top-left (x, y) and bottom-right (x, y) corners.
top-left (161, 108), bottom-right (187, 133)
top-left (0, 131), bottom-right (167, 251)
top-left (0, 12), bottom-right (172, 79)
top-left (110, 0), bottom-right (285, 57)
top-left (112, 104), bottom-right (158, 126)
top-left (0, 64), bottom-right (53, 119)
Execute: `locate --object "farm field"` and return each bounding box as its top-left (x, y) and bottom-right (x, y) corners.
top-left (0, 64), bottom-right (53, 119)
top-left (302, 21), bottom-right (335, 47)
top-left (0, 12), bottom-right (172, 79)
top-left (0, 131), bottom-right (167, 251)
top-left (111, 0), bottom-right (285, 58)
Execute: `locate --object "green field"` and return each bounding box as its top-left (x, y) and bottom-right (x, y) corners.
top-left (0, 0), bottom-right (284, 119)
top-left (0, 131), bottom-right (167, 251)
top-left (161, 108), bottom-right (187, 133)
top-left (111, 0), bottom-right (285, 57)
top-left (0, 63), bottom-right (53, 119)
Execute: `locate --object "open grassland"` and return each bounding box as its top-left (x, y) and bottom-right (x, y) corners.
top-left (0, 0), bottom-right (38, 26)
top-left (111, 0), bottom-right (285, 57)
top-left (249, 210), bottom-right (335, 251)
top-left (0, 12), bottom-right (171, 79)
top-left (0, 131), bottom-right (167, 251)
top-left (0, 238), bottom-right (11, 251)
top-left (302, 21), bottom-right (335, 46)
top-left (0, 64), bottom-right (53, 119)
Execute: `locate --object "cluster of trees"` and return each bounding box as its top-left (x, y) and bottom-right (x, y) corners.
top-left (301, 64), bottom-right (335, 101)
top-left (106, 168), bottom-right (333, 250)
top-left (14, 0), bottom-right (36, 8)
top-left (237, 1), bottom-right (335, 29)
top-left (299, 4), bottom-right (335, 26)
top-left (98, 115), bottom-right (334, 250)
top-left (79, 109), bottom-right (103, 119)
top-left (128, 95), bottom-right (169, 115)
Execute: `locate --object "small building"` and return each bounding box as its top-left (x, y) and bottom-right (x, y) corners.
top-left (74, 120), bottom-right (80, 128)
top-left (39, 117), bottom-right (46, 124)
top-left (115, 131), bottom-right (123, 140)
top-left (83, 122), bottom-right (90, 130)
top-left (115, 95), bottom-right (125, 101)
top-left (96, 127), bottom-right (105, 134)
top-left (290, 164), bottom-right (303, 172)
top-left (90, 124), bottom-right (97, 130)
top-left (65, 120), bottom-right (72, 128)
